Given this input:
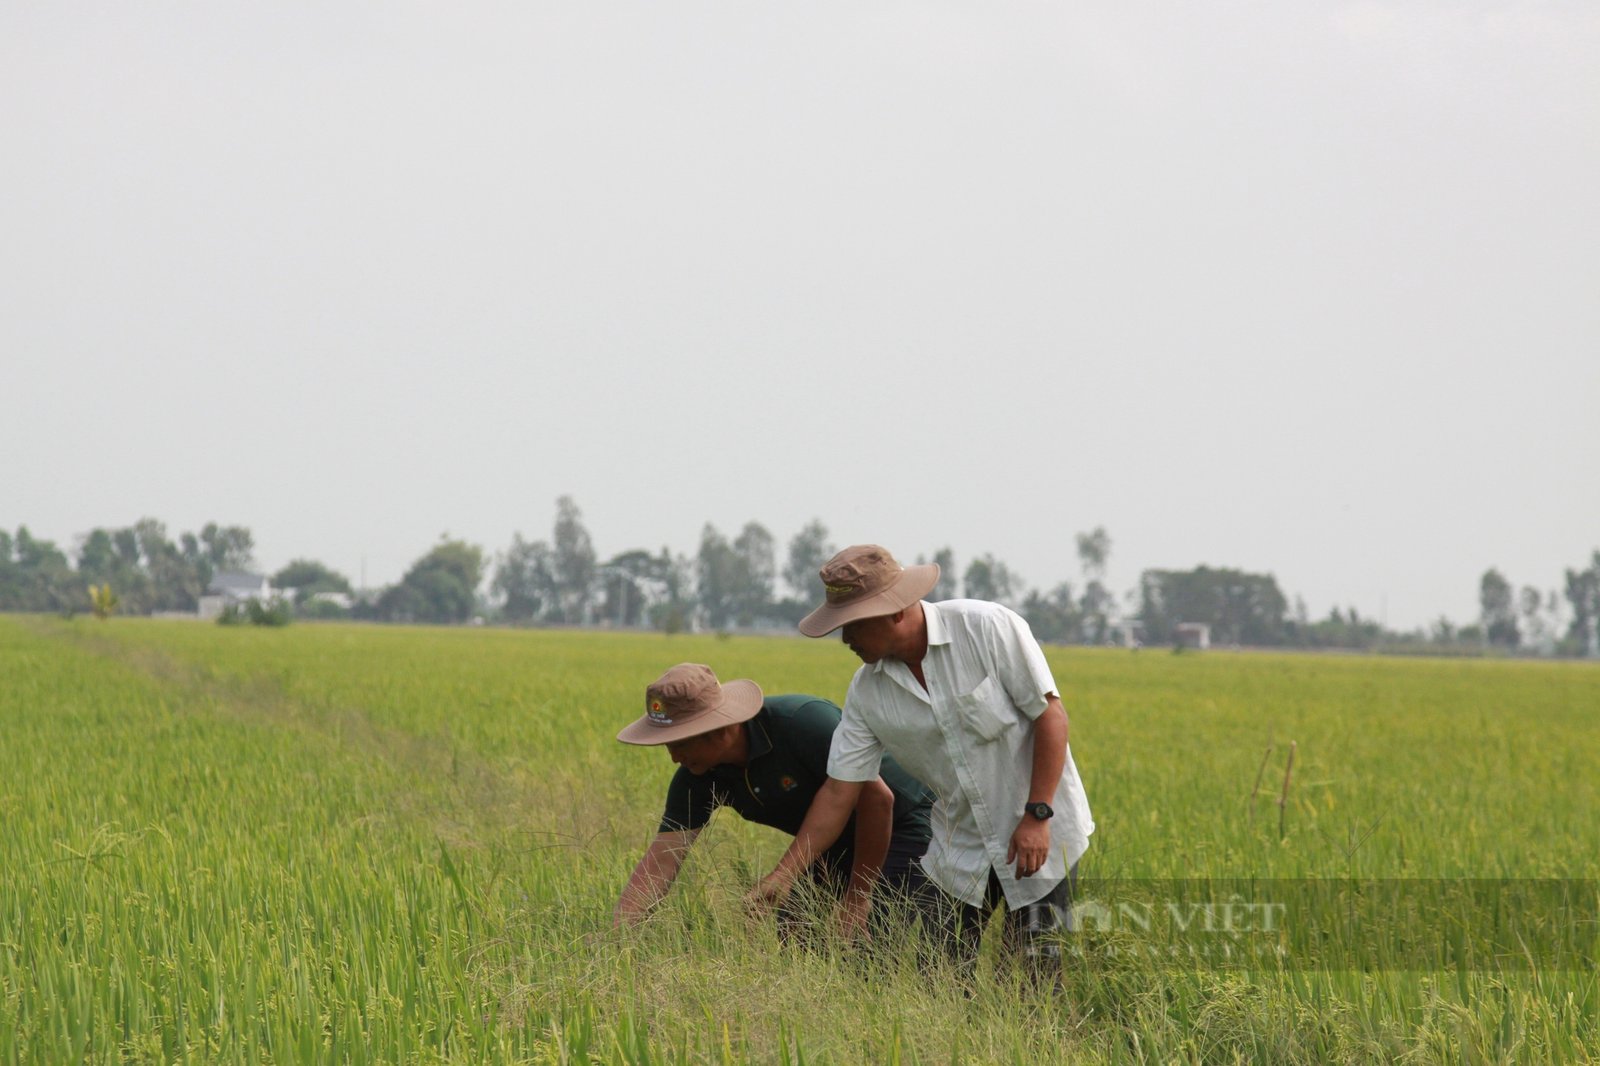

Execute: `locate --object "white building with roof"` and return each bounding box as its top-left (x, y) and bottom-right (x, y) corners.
top-left (198, 570), bottom-right (276, 620)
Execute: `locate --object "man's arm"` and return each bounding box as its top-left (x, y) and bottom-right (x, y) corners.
top-left (746, 777), bottom-right (865, 908)
top-left (1006, 695), bottom-right (1067, 878)
top-left (614, 829), bottom-right (700, 927)
top-left (749, 690), bottom-right (889, 915)
top-left (838, 777), bottom-right (894, 937)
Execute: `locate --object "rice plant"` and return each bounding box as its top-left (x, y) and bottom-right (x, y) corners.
top-left (3, 616), bottom-right (1596, 1063)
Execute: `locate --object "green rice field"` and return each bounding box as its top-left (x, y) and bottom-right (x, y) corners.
top-left (3, 614), bottom-right (1598, 1063)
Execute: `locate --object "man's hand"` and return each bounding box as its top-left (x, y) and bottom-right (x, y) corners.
top-left (1007, 816), bottom-right (1051, 878)
top-left (835, 891), bottom-right (872, 942)
top-left (614, 829), bottom-right (698, 927)
top-left (744, 869), bottom-right (796, 916)
top-left (751, 777), bottom-right (866, 918)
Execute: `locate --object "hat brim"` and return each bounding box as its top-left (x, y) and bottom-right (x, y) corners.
top-left (615, 678), bottom-right (764, 745)
top-left (797, 563), bottom-right (940, 637)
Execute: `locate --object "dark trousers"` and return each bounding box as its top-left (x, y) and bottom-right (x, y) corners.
top-left (897, 861), bottom-right (1078, 974)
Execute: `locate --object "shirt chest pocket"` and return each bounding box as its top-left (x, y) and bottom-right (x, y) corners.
top-left (954, 675), bottom-right (1013, 743)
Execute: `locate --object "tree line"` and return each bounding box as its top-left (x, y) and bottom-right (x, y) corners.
top-left (0, 521), bottom-right (253, 616)
top-left (2, 501), bottom-right (1596, 658)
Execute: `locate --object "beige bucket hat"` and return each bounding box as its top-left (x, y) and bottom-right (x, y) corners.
top-left (798, 544), bottom-right (940, 637)
top-left (616, 663), bottom-right (764, 745)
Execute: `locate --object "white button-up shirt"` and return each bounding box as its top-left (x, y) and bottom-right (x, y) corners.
top-left (826, 599), bottom-right (1095, 908)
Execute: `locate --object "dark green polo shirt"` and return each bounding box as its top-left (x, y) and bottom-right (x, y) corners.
top-left (658, 694), bottom-right (932, 847)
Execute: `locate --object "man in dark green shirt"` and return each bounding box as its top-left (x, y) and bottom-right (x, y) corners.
top-left (614, 663), bottom-right (932, 935)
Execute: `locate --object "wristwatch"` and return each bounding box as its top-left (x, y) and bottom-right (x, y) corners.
top-left (1025, 801), bottom-right (1054, 821)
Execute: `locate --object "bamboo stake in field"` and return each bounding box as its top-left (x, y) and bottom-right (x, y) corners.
top-left (1248, 743), bottom-right (1274, 822)
top-left (1278, 740), bottom-right (1297, 840)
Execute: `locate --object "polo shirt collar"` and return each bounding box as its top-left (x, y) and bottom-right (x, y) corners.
top-left (743, 712), bottom-right (774, 761)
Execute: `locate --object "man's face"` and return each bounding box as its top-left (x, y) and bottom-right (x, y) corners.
top-left (841, 613), bottom-right (898, 664)
top-left (665, 727), bottom-right (735, 775)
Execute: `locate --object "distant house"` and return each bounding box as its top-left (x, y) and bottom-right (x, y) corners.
top-left (1174, 622), bottom-right (1211, 650)
top-left (1108, 620), bottom-right (1146, 649)
top-left (198, 570), bottom-right (276, 620)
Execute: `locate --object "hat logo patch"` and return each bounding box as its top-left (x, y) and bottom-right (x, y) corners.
top-left (647, 698), bottom-right (673, 725)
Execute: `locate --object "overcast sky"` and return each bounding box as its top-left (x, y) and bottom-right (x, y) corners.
top-left (3, 2), bottom-right (1596, 631)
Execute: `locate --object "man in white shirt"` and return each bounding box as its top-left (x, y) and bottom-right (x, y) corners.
top-left (749, 544), bottom-right (1094, 970)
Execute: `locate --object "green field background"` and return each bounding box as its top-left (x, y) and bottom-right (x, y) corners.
top-left (2, 616), bottom-right (1597, 1063)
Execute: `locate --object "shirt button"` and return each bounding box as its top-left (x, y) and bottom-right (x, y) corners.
top-left (754, 788), bottom-right (761, 793)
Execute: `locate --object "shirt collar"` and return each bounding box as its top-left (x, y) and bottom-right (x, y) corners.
top-left (869, 600), bottom-right (949, 681)
top-left (744, 712), bottom-right (774, 762)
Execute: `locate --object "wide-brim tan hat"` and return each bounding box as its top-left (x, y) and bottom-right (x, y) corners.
top-left (616, 663), bottom-right (764, 745)
top-left (798, 544), bottom-right (940, 637)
